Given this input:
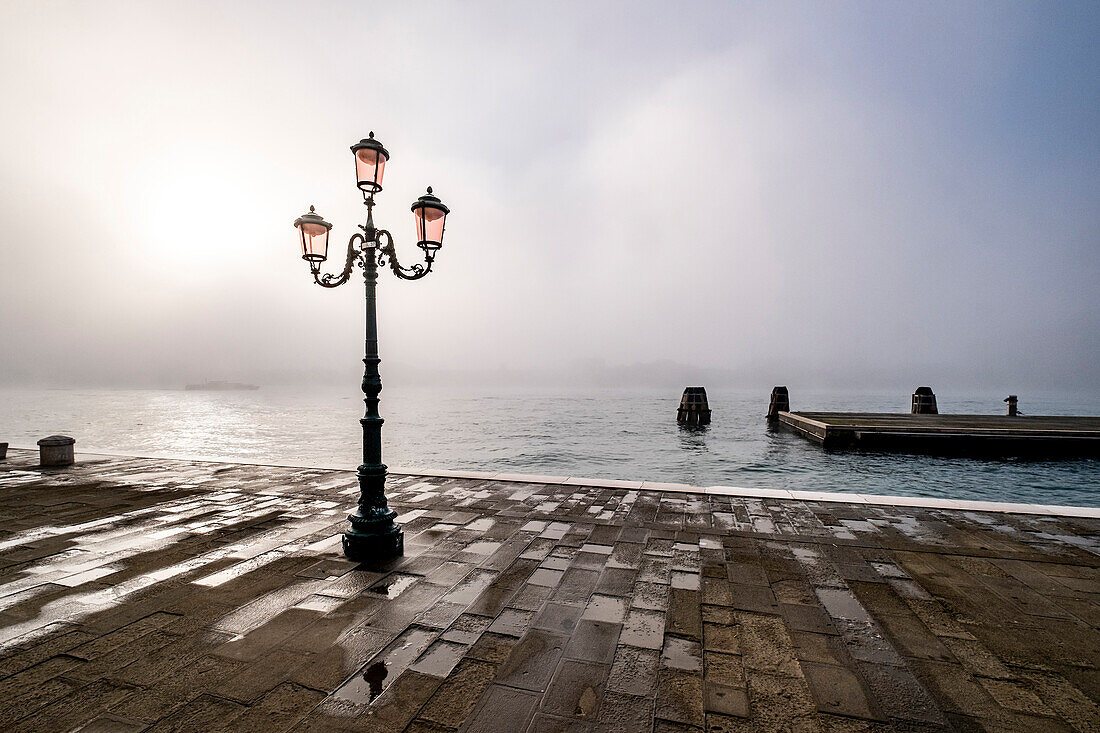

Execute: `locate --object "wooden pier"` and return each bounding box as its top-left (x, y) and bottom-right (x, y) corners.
top-left (776, 412), bottom-right (1100, 456)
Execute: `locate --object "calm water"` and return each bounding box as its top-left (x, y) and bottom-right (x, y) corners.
top-left (2, 387), bottom-right (1098, 507)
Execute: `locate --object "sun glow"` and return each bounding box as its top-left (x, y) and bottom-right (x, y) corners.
top-left (131, 144), bottom-right (275, 273)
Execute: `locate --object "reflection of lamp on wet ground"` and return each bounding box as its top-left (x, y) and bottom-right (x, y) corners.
top-left (293, 132), bottom-right (450, 562)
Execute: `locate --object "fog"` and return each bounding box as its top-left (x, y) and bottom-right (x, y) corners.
top-left (1, 1), bottom-right (1097, 394)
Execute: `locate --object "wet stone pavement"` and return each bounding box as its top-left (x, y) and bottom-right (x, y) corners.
top-left (0, 449), bottom-right (1097, 732)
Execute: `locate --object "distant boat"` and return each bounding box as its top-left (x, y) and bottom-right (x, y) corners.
top-left (184, 380), bottom-right (259, 391)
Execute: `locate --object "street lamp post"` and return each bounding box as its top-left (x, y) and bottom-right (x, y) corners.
top-left (293, 132), bottom-right (450, 562)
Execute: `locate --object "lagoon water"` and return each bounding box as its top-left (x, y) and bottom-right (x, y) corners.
top-left (2, 386), bottom-right (1097, 507)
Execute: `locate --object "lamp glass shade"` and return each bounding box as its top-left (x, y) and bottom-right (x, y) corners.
top-left (414, 205), bottom-right (447, 247)
top-left (411, 189), bottom-right (449, 250)
top-left (354, 148), bottom-right (387, 193)
top-left (298, 221), bottom-right (329, 262)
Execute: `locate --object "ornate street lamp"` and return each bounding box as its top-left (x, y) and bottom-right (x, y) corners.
top-left (294, 132), bottom-right (449, 562)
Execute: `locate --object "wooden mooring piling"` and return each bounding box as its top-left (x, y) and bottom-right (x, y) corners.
top-left (677, 387), bottom-right (711, 426)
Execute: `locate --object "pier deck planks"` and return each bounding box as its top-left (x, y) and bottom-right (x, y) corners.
top-left (0, 449), bottom-right (1097, 731)
top-left (778, 411), bottom-right (1100, 454)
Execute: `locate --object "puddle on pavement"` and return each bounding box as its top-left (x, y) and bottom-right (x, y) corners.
top-left (442, 569), bottom-right (498, 605)
top-left (814, 588), bottom-right (873, 622)
top-left (368, 573), bottom-right (419, 599)
top-left (332, 627), bottom-right (435, 707)
top-left (661, 635), bottom-right (702, 671)
top-left (410, 640), bottom-right (465, 677)
top-left (463, 541), bottom-right (502, 556)
top-left (363, 662), bottom-right (388, 701)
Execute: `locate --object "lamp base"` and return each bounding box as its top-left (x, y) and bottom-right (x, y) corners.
top-left (343, 525), bottom-right (403, 563)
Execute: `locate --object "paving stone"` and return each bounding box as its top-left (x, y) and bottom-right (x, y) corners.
top-left (493, 629), bottom-right (566, 692)
top-left (286, 626), bottom-right (392, 692)
top-left (219, 647), bottom-right (314, 703)
top-left (639, 557), bottom-right (672, 584)
top-left (699, 605), bottom-right (737, 626)
top-left (699, 577), bottom-right (732, 607)
top-left (779, 602), bottom-right (837, 635)
top-left (666, 589), bottom-right (702, 640)
top-left (7, 679), bottom-right (138, 733)
top-left (487, 607), bottom-right (535, 637)
top-left (834, 619), bottom-right (905, 666)
top-left (411, 640), bottom-right (467, 678)
top-left (800, 661), bottom-right (883, 721)
top-left (911, 659), bottom-right (1014, 720)
top-left (532, 602), bottom-right (583, 635)
top-left (596, 568), bottom-right (638, 597)
top-left (0, 672), bottom-right (82, 724)
top-left (726, 584), bottom-right (779, 615)
top-left (528, 568), bottom-right (564, 588)
top-left (542, 659), bottom-right (609, 721)
top-left (789, 631), bottom-right (849, 667)
top-left (111, 654), bottom-right (246, 723)
top-left (771, 579), bottom-right (818, 606)
top-left (598, 690), bottom-right (654, 732)
top-left (417, 601), bottom-right (467, 629)
top-left (1016, 669), bottom-right (1100, 731)
top-left (725, 562), bottom-right (770, 586)
top-left (977, 677), bottom-right (1056, 717)
top-left (458, 684), bottom-right (540, 732)
top-left (736, 612), bottom-right (802, 678)
top-left (143, 693), bottom-right (246, 732)
top-left (467, 631), bottom-right (516, 664)
top-left (419, 659), bottom-right (498, 728)
top-left (702, 652), bottom-right (744, 689)
top-left (406, 720), bottom-right (458, 733)
top-left (661, 635), bottom-right (703, 671)
top-left (815, 588), bottom-right (873, 623)
top-left (552, 569), bottom-right (601, 604)
top-left (608, 645), bottom-right (659, 695)
top-left (704, 682), bottom-right (748, 717)
top-left (654, 669), bottom-right (704, 727)
top-left (582, 594), bottom-right (629, 623)
top-left (527, 712), bottom-right (594, 732)
top-left (0, 628), bottom-right (97, 677)
top-left (620, 609), bottom-right (665, 650)
top-left (632, 581), bottom-right (670, 611)
top-left (443, 613), bottom-right (493, 645)
top-left (564, 620), bottom-right (621, 664)
top-left (348, 669), bottom-right (443, 730)
top-left (701, 623), bottom-right (739, 655)
top-left (874, 611), bottom-right (955, 662)
top-left (113, 631), bottom-right (236, 686)
top-left (70, 712), bottom-right (147, 732)
top-left (939, 636), bottom-right (1013, 679)
top-left (856, 662), bottom-right (946, 726)
top-left (743, 671), bottom-right (817, 730)
top-left (652, 720), bottom-right (702, 733)
top-left (223, 682), bottom-right (325, 732)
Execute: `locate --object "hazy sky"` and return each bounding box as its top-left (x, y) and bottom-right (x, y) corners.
top-left (1, 1), bottom-right (1097, 392)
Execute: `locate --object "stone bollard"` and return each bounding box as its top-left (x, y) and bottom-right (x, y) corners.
top-left (911, 387), bottom-right (938, 415)
top-left (767, 386), bottom-right (790, 421)
top-left (677, 387), bottom-right (711, 426)
top-left (1005, 395), bottom-right (1019, 417)
top-left (0, 442), bottom-right (7, 460)
top-left (38, 436), bottom-right (75, 467)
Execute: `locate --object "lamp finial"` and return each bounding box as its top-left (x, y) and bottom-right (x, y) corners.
top-left (427, 186), bottom-right (433, 194)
